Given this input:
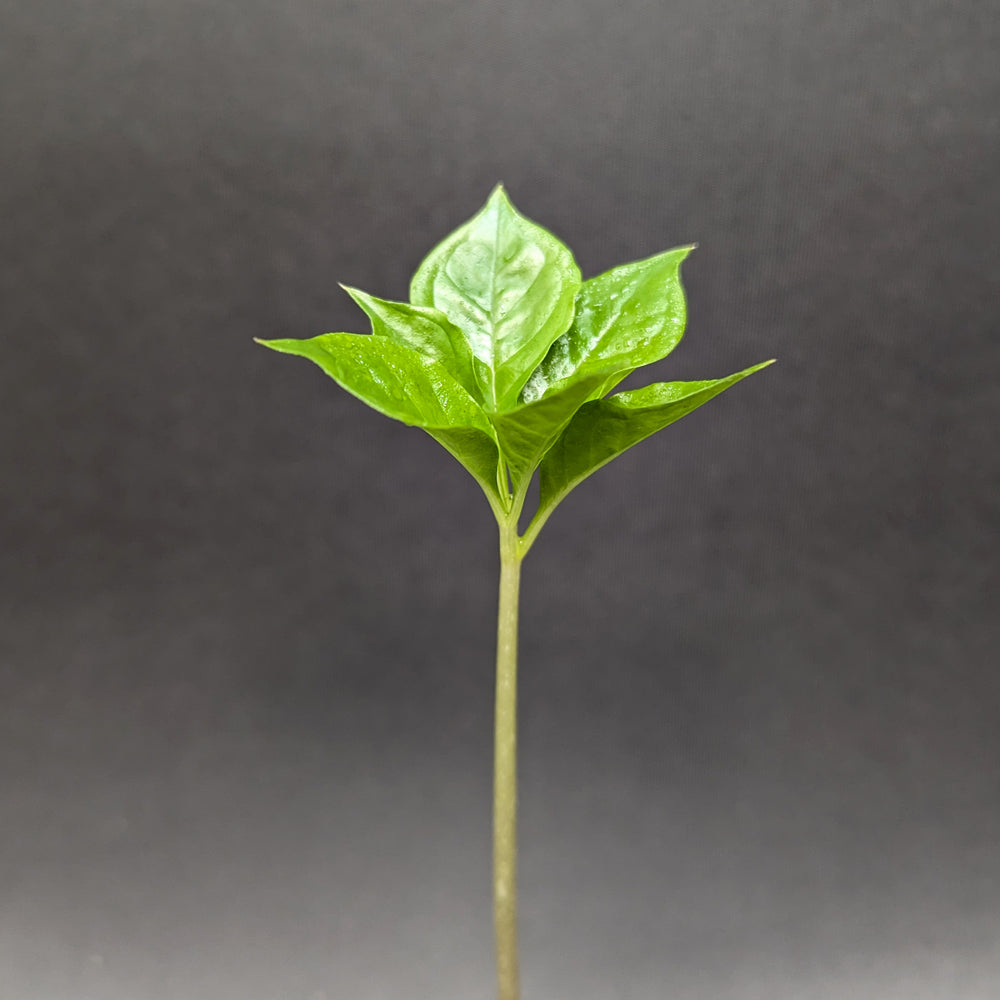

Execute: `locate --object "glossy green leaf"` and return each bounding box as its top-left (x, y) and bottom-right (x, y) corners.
top-left (255, 187), bottom-right (773, 540)
top-left (255, 333), bottom-right (504, 507)
top-left (490, 372), bottom-right (608, 491)
top-left (409, 185), bottom-right (581, 411)
top-left (522, 245), bottom-right (694, 405)
top-left (530, 360), bottom-right (775, 534)
top-left (425, 426), bottom-right (508, 513)
top-left (341, 285), bottom-right (481, 402)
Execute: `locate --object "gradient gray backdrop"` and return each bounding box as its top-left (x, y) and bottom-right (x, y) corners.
top-left (2, 1), bottom-right (998, 998)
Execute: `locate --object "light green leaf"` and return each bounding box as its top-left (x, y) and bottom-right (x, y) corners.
top-left (255, 333), bottom-right (504, 507)
top-left (522, 245), bottom-right (694, 405)
top-left (490, 372), bottom-right (608, 491)
top-left (529, 360), bottom-right (775, 537)
top-left (340, 285), bottom-right (480, 402)
top-left (409, 185), bottom-right (581, 411)
top-left (425, 426), bottom-right (508, 513)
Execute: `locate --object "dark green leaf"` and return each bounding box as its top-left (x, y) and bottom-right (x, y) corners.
top-left (532, 361), bottom-right (775, 532)
top-left (522, 245), bottom-right (694, 405)
top-left (341, 285), bottom-right (480, 402)
top-left (409, 185), bottom-right (581, 411)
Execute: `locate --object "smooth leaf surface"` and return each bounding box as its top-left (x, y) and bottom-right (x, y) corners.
top-left (409, 185), bottom-right (581, 411)
top-left (341, 285), bottom-right (481, 402)
top-left (532, 360), bottom-right (775, 532)
top-left (522, 245), bottom-right (693, 405)
top-left (255, 333), bottom-right (504, 506)
top-left (490, 372), bottom-right (608, 491)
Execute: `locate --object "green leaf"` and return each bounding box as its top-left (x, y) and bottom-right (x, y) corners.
top-left (522, 245), bottom-right (694, 405)
top-left (530, 360), bottom-right (775, 534)
top-left (255, 333), bottom-right (504, 507)
top-left (490, 372), bottom-right (609, 491)
top-left (425, 426), bottom-right (508, 512)
top-left (340, 285), bottom-right (481, 402)
top-left (409, 185), bottom-right (581, 411)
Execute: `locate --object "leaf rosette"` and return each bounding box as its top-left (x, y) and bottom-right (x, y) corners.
top-left (257, 185), bottom-right (773, 544)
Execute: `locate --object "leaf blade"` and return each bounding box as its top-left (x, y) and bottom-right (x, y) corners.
top-left (490, 372), bottom-right (609, 492)
top-left (256, 333), bottom-right (486, 429)
top-left (532, 360), bottom-right (776, 534)
top-left (522, 245), bottom-right (694, 404)
top-left (255, 333), bottom-right (504, 505)
top-left (410, 185), bottom-right (581, 410)
top-left (425, 426), bottom-right (509, 514)
top-left (341, 285), bottom-right (481, 402)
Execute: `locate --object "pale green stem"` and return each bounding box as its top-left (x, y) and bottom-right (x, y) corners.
top-left (494, 515), bottom-right (522, 1000)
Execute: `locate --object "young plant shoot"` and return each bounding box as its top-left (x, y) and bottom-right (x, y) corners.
top-left (257, 186), bottom-right (773, 1000)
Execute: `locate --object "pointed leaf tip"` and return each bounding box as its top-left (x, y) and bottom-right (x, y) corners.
top-left (409, 185), bottom-right (581, 410)
top-left (340, 283), bottom-right (372, 309)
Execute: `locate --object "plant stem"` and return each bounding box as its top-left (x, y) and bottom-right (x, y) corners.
top-left (494, 517), bottom-right (522, 1000)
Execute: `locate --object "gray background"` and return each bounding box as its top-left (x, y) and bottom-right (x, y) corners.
top-left (2, 1), bottom-right (998, 998)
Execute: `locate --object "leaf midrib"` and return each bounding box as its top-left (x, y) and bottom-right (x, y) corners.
top-left (488, 199), bottom-right (502, 409)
